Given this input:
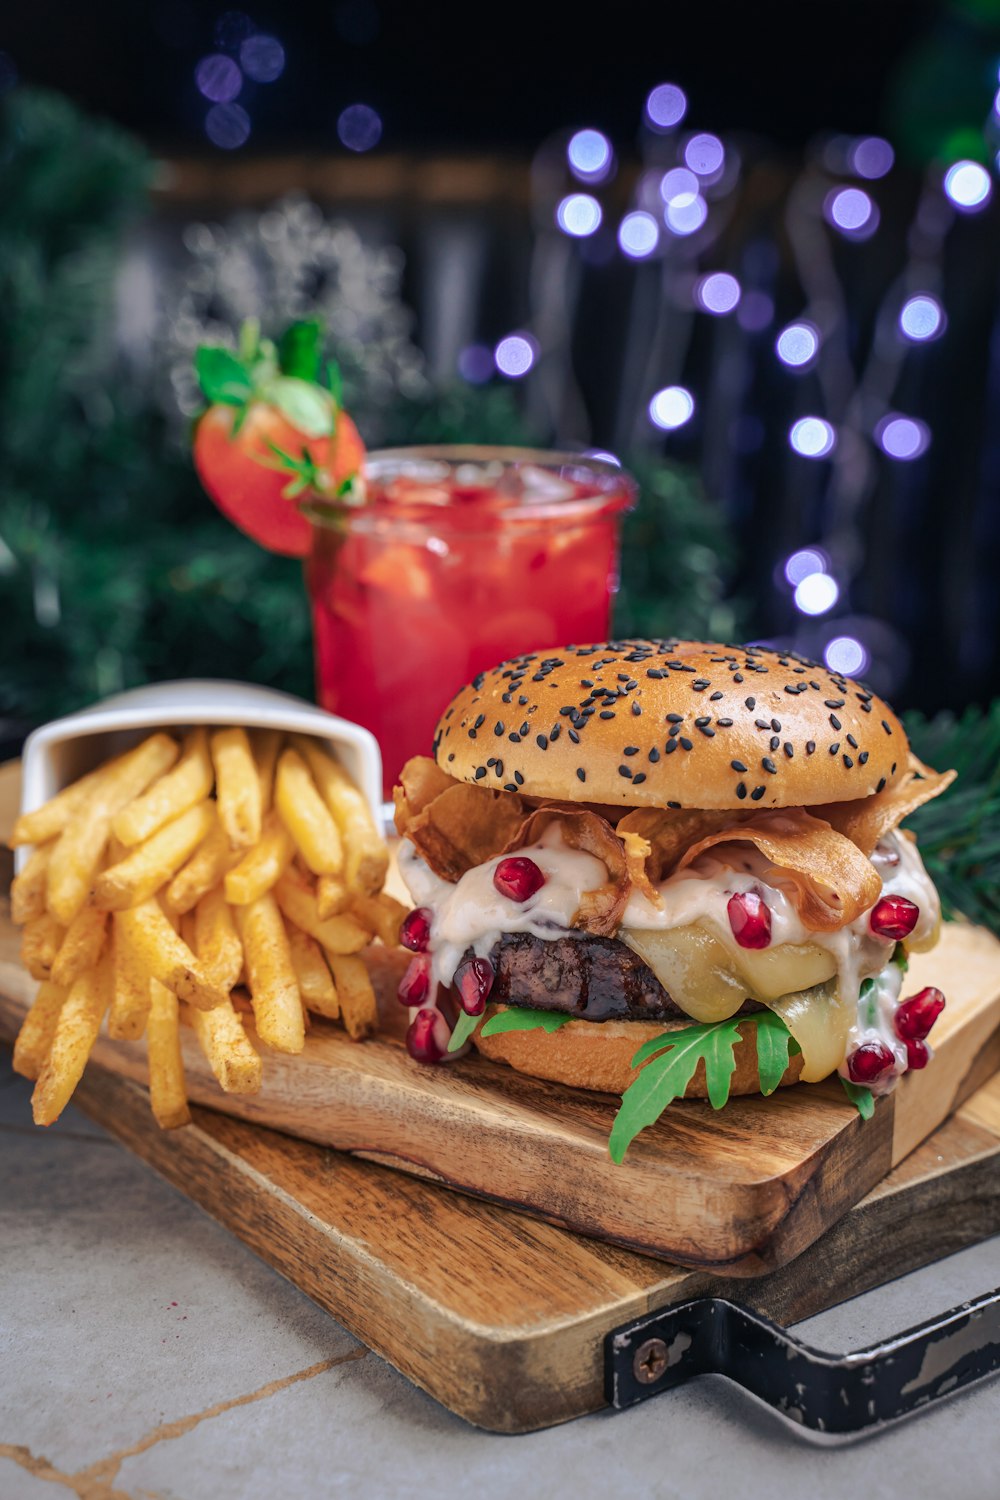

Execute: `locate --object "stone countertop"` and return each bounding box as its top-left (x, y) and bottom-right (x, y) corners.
top-left (2, 1050), bottom-right (1000, 1500)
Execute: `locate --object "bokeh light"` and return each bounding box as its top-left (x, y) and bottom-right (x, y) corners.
top-left (556, 193), bottom-right (603, 237)
top-left (944, 160), bottom-right (991, 210)
top-left (876, 414), bottom-right (930, 460)
top-left (457, 345), bottom-right (494, 384)
top-left (195, 54), bottom-right (242, 103)
top-left (664, 195), bottom-right (708, 236)
top-left (789, 416), bottom-right (836, 458)
top-left (494, 334), bottom-right (538, 379)
top-left (899, 295), bottom-right (944, 342)
top-left (660, 168), bottom-right (699, 205)
top-left (824, 186), bottom-right (877, 237)
top-left (784, 548), bottom-right (828, 586)
top-left (240, 35), bottom-right (286, 83)
top-left (645, 83), bottom-right (687, 131)
top-left (825, 635), bottom-right (868, 675)
top-left (697, 271), bottom-right (741, 314)
top-left (618, 211), bottom-right (660, 258)
top-left (776, 322), bottom-right (819, 367)
top-left (337, 104), bottom-right (382, 152)
top-left (684, 133), bottom-right (724, 177)
top-left (567, 129), bottom-right (613, 181)
top-left (850, 137), bottom-right (894, 179)
top-left (205, 103), bottom-right (251, 149)
top-left (737, 291), bottom-right (775, 332)
top-left (649, 386), bottom-right (695, 430)
top-left (794, 572), bottom-right (840, 615)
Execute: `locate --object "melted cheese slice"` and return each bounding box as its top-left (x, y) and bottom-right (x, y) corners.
top-left (764, 981), bottom-right (856, 1083)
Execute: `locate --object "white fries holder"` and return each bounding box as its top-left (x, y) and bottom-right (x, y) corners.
top-left (16, 680), bottom-right (382, 872)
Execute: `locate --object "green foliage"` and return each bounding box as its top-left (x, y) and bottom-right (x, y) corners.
top-left (449, 1003), bottom-right (572, 1053)
top-left (840, 1079), bottom-right (875, 1119)
top-left (904, 702), bottom-right (1000, 933)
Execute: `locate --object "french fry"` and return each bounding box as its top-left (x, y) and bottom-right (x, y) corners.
top-left (45, 733), bottom-right (179, 924)
top-left (274, 748), bottom-right (343, 876)
top-left (93, 802), bottom-right (215, 911)
top-left (188, 999), bottom-right (262, 1094)
top-left (115, 902), bottom-right (228, 1011)
top-left (108, 921), bottom-right (151, 1041)
top-left (147, 979), bottom-right (191, 1129)
top-left (111, 727), bottom-right (213, 847)
top-left (165, 812), bottom-right (243, 914)
top-left (253, 728), bottom-right (283, 811)
top-left (316, 874), bottom-right (349, 919)
top-left (10, 840), bottom-right (55, 925)
top-left (21, 912), bottom-right (65, 981)
top-left (285, 921), bottom-right (339, 1018)
top-left (12, 981), bottom-right (68, 1081)
top-left (50, 907), bottom-right (108, 988)
top-left (233, 893), bottom-right (305, 1053)
top-left (31, 952), bottom-right (111, 1125)
top-left (193, 884), bottom-right (243, 993)
top-left (9, 738), bottom-right (161, 848)
top-left (211, 727), bottom-right (262, 849)
top-left (327, 954), bottom-right (377, 1040)
top-left (350, 892), bottom-right (408, 949)
top-left (294, 736), bottom-right (388, 895)
top-left (223, 810), bottom-right (295, 906)
top-left (273, 872), bottom-right (371, 954)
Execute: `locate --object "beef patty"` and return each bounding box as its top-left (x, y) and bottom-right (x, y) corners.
top-left (456, 931), bottom-right (761, 1023)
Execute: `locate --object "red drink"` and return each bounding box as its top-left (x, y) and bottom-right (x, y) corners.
top-left (304, 447), bottom-right (635, 795)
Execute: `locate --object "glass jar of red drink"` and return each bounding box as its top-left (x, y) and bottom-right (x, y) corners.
top-left (303, 446), bottom-right (636, 797)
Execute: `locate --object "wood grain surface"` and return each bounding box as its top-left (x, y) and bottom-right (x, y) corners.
top-left (4, 759), bottom-right (1000, 1279)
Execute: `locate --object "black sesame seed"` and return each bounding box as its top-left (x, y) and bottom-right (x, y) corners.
top-left (474, 767), bottom-right (486, 780)
top-left (762, 757), bottom-right (778, 774)
top-left (632, 702), bottom-right (642, 717)
top-left (806, 740), bottom-right (816, 755)
top-left (692, 679), bottom-right (710, 690)
top-left (755, 719), bottom-right (770, 730)
top-left (770, 735), bottom-right (780, 751)
top-left (679, 737), bottom-right (693, 751)
top-left (514, 771), bottom-right (525, 785)
top-left (495, 760), bottom-right (504, 777)
top-left (474, 714), bottom-right (485, 729)
top-left (695, 715), bottom-right (710, 726)
top-left (666, 712), bottom-right (684, 723)
top-left (508, 733), bottom-right (521, 744)
top-left (859, 750), bottom-right (869, 765)
top-left (731, 759), bottom-right (748, 773)
top-left (829, 742), bottom-right (840, 755)
top-left (736, 782), bottom-right (747, 799)
top-left (646, 668), bottom-right (666, 679)
top-left (843, 755), bottom-right (854, 769)
top-left (745, 696), bottom-right (756, 710)
top-left (494, 721), bottom-right (505, 735)
top-left (877, 776), bottom-right (886, 792)
top-left (861, 702), bottom-right (872, 713)
top-left (568, 729), bottom-right (580, 744)
top-left (624, 745), bottom-right (640, 756)
top-left (536, 735), bottom-right (548, 751)
top-left (734, 673), bottom-right (744, 683)
top-left (504, 783), bottom-right (518, 793)
top-left (447, 753), bottom-right (455, 762)
top-left (824, 699), bottom-right (845, 709)
top-left (709, 691), bottom-right (724, 701)
top-left (518, 696), bottom-right (528, 707)
top-left (668, 800), bottom-right (682, 809)
top-left (550, 725), bottom-right (561, 742)
top-left (716, 717), bottom-right (733, 727)
top-left (891, 761), bottom-right (897, 774)
top-left (487, 757), bottom-right (496, 767)
top-left (632, 772), bottom-right (647, 785)
top-left (600, 711), bottom-right (616, 720)
top-left (784, 743), bottom-right (794, 758)
top-left (468, 730), bottom-right (478, 740)
top-left (519, 722), bottom-right (529, 737)
top-left (846, 733), bottom-right (858, 749)
top-left (751, 786), bottom-right (766, 801)
top-left (829, 715), bottom-right (842, 731)
top-left (771, 719), bottom-right (781, 732)
top-left (559, 706), bottom-right (574, 716)
top-left (882, 720), bottom-right (893, 735)
top-left (668, 723), bottom-right (681, 738)
top-left (664, 740), bottom-right (678, 755)
top-left (649, 747), bottom-right (661, 763)
top-left (618, 765), bottom-right (633, 779)
top-left (577, 768), bottom-right (586, 782)
top-left (502, 693), bottom-right (512, 704)
top-left (698, 725), bottom-right (716, 738)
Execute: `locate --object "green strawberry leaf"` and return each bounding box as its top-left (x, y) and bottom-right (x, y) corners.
top-left (278, 319), bottom-right (324, 382)
top-left (755, 1010), bottom-right (797, 1096)
top-left (194, 347), bottom-right (253, 408)
top-left (841, 1077), bottom-right (875, 1119)
top-left (480, 1006), bottom-right (573, 1037)
top-left (326, 359), bottom-right (344, 407)
top-left (267, 377), bottom-right (335, 438)
top-left (447, 1008), bottom-right (482, 1054)
top-left (609, 1018), bottom-right (742, 1164)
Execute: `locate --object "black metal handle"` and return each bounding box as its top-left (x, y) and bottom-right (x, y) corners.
top-left (606, 1288), bottom-right (1000, 1435)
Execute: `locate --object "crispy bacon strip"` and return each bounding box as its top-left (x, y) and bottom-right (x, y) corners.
top-left (811, 754), bottom-right (956, 856)
top-left (676, 808), bottom-right (883, 931)
top-left (506, 804), bottom-right (629, 936)
top-left (394, 757), bottom-right (526, 882)
top-left (617, 807), bottom-right (746, 903)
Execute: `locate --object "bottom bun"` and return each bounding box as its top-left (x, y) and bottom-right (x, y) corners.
top-left (472, 1006), bottom-right (806, 1097)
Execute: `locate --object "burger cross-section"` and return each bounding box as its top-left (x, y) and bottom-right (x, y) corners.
top-left (393, 639), bottom-right (954, 1160)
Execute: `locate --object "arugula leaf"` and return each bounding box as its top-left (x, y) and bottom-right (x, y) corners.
top-left (892, 943), bottom-right (910, 973)
top-left (479, 1007), bottom-right (573, 1037)
top-left (609, 1019), bottom-right (742, 1164)
top-left (278, 319), bottom-right (324, 382)
top-left (755, 1011), bottom-right (797, 1096)
top-left (447, 1008), bottom-right (482, 1054)
top-left (840, 1077), bottom-right (875, 1119)
top-left (194, 348), bottom-right (253, 407)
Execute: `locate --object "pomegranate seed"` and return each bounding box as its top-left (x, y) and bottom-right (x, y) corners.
top-left (406, 1008), bottom-right (446, 1063)
top-left (904, 1038), bottom-right (930, 1070)
top-left (895, 987), bottom-right (945, 1042)
top-left (455, 956), bottom-right (494, 1016)
top-left (493, 856), bottom-right (545, 903)
top-left (727, 890), bottom-right (772, 949)
top-left (869, 895), bottom-right (919, 940)
top-left (397, 955), bottom-right (430, 1008)
top-left (399, 907), bottom-right (433, 952)
top-left (847, 1041), bottom-right (896, 1084)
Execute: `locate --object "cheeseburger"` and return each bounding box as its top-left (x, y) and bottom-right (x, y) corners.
top-left (393, 640), bottom-right (954, 1158)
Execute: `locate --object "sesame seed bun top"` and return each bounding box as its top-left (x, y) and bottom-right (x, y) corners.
top-left (433, 640), bottom-right (907, 810)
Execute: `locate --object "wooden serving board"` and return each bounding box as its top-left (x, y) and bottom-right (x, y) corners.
top-left (4, 1000), bottom-right (1000, 1433)
top-left (4, 759), bottom-right (1000, 1278)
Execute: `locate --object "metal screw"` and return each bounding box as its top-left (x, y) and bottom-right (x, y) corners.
top-left (633, 1337), bottom-right (668, 1384)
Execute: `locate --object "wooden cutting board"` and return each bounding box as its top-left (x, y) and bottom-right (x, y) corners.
top-left (4, 759), bottom-right (1000, 1277)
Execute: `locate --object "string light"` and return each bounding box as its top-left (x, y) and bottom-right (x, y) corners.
top-left (494, 333), bottom-right (538, 378)
top-left (876, 414), bottom-right (930, 460)
top-left (850, 138), bottom-right (894, 179)
top-left (776, 322), bottom-right (819, 367)
top-left (944, 160), bottom-right (991, 210)
top-left (556, 194), bottom-right (602, 237)
top-left (899, 295), bottom-right (944, 342)
top-left (567, 129), bottom-right (613, 182)
top-left (784, 548), bottom-right (828, 585)
top-left (684, 133), bottom-right (724, 178)
top-left (794, 572), bottom-right (839, 615)
top-left (824, 186), bottom-right (878, 239)
top-left (337, 104), bottom-right (382, 152)
top-left (240, 35), bottom-right (285, 83)
top-left (649, 386), bottom-right (695, 429)
top-left (789, 417), bottom-right (836, 458)
top-left (664, 195), bottom-right (707, 236)
top-left (825, 636), bottom-right (868, 674)
top-left (195, 55), bottom-right (242, 103)
top-left (645, 83), bottom-right (687, 131)
top-left (696, 272), bottom-right (741, 314)
top-left (618, 211), bottom-right (660, 258)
